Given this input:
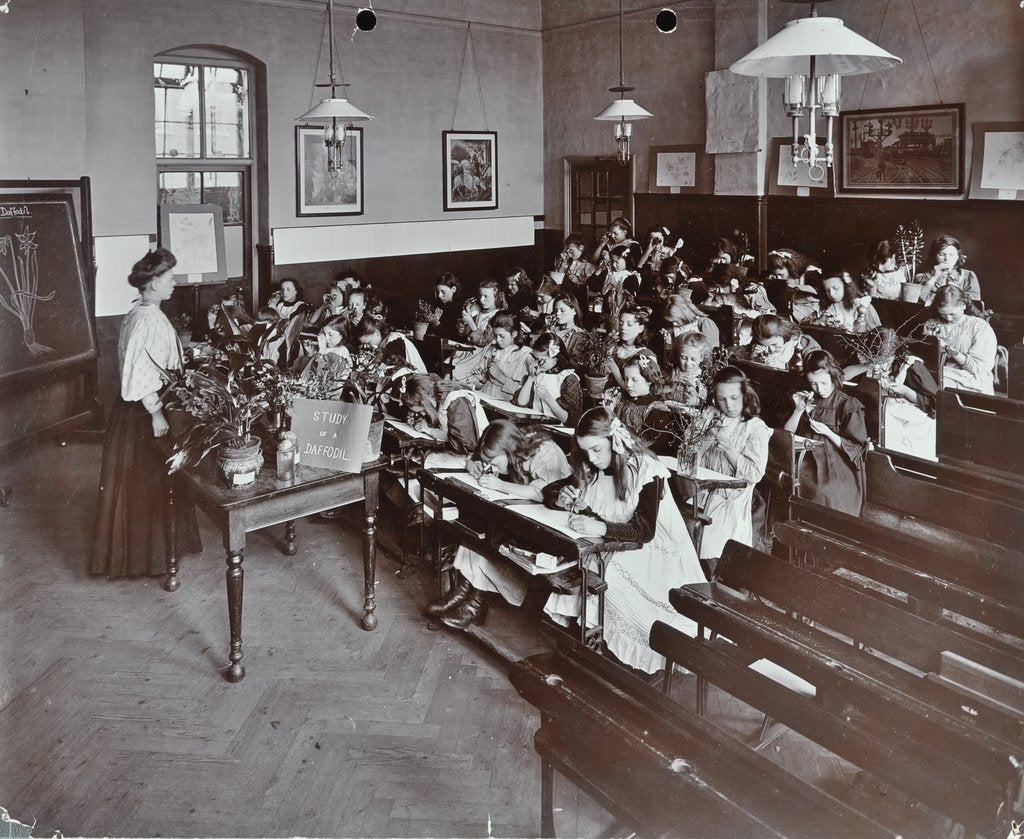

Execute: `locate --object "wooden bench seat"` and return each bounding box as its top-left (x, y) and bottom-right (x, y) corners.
top-left (776, 497), bottom-right (1024, 643)
top-left (937, 389), bottom-right (1024, 480)
top-left (652, 541), bottom-right (1024, 835)
top-left (509, 631), bottom-right (898, 839)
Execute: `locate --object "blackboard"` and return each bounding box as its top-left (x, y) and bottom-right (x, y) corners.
top-left (0, 193), bottom-right (96, 388)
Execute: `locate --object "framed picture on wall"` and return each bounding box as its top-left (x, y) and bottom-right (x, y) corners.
top-left (968, 121), bottom-right (1024, 200)
top-left (158, 203), bottom-right (227, 284)
top-left (766, 137), bottom-right (834, 196)
top-left (838, 103), bottom-right (964, 194)
top-left (295, 125), bottom-right (364, 217)
top-left (442, 130), bottom-right (497, 211)
top-left (646, 144), bottom-right (714, 194)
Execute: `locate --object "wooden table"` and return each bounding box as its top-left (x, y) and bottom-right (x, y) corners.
top-left (162, 446), bottom-right (386, 682)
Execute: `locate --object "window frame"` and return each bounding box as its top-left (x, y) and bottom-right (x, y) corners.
top-left (154, 52), bottom-right (256, 285)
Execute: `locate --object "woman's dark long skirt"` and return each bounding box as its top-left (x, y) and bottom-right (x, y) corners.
top-left (89, 398), bottom-right (201, 578)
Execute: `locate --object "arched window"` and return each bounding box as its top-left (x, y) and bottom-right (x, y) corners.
top-left (154, 48), bottom-right (261, 287)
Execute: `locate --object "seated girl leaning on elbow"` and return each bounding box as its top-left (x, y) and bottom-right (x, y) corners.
top-left (424, 421), bottom-right (572, 629)
top-left (469, 310), bottom-right (532, 402)
top-left (514, 332), bottom-right (583, 426)
top-left (811, 271), bottom-right (881, 333)
top-left (400, 372), bottom-right (490, 462)
top-left (299, 316), bottom-right (353, 399)
top-left (784, 350), bottom-right (868, 516)
top-left (695, 366), bottom-right (771, 559)
top-left (542, 407), bottom-right (706, 676)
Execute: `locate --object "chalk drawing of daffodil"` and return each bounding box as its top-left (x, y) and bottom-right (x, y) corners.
top-left (15, 227), bottom-right (37, 252)
top-left (0, 223), bottom-right (56, 356)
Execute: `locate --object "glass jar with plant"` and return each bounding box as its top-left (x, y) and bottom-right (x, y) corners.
top-left (158, 320), bottom-right (290, 487)
top-left (659, 403), bottom-right (720, 477)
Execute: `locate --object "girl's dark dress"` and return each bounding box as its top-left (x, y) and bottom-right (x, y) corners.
top-left (794, 388), bottom-right (868, 516)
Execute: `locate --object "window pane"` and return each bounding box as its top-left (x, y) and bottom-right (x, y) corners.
top-left (580, 213), bottom-right (592, 226)
top-left (595, 173), bottom-right (608, 197)
top-left (595, 211), bottom-right (608, 227)
top-left (224, 224), bottom-right (244, 278)
top-left (158, 171), bottom-right (202, 205)
top-left (205, 66), bottom-right (250, 158)
top-left (203, 171), bottom-right (243, 223)
top-left (578, 176), bottom-right (592, 198)
top-left (154, 63), bottom-right (201, 158)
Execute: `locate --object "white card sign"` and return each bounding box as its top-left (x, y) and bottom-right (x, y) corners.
top-left (290, 397), bottom-right (373, 473)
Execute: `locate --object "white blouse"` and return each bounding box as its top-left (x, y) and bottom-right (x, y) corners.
top-left (118, 301), bottom-right (182, 409)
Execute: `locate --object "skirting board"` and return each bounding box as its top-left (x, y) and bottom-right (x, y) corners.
top-left (272, 216), bottom-right (535, 266)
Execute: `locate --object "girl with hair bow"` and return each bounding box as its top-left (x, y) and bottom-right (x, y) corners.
top-left (604, 352), bottom-right (676, 455)
top-left (541, 407), bottom-right (704, 676)
top-left (514, 332), bottom-right (582, 425)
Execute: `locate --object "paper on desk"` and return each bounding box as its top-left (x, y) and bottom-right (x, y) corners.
top-left (657, 456), bottom-right (737, 482)
top-left (384, 417), bottom-right (433, 439)
top-left (446, 471), bottom-right (521, 503)
top-left (507, 503), bottom-right (588, 538)
top-left (478, 394), bottom-right (554, 418)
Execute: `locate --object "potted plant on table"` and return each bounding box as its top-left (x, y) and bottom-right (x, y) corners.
top-left (412, 299), bottom-right (438, 341)
top-left (159, 320), bottom-right (294, 487)
top-left (577, 327), bottom-right (616, 398)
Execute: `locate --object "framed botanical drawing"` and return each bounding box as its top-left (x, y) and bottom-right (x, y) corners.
top-left (968, 122), bottom-right (1024, 200)
top-left (158, 203), bottom-right (227, 284)
top-left (766, 137), bottom-right (834, 196)
top-left (295, 125), bottom-right (364, 217)
top-left (838, 103), bottom-right (964, 194)
top-left (442, 130), bottom-right (497, 211)
top-left (647, 144), bottom-right (714, 194)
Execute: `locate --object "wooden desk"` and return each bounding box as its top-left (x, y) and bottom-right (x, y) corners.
top-left (418, 468), bottom-right (641, 650)
top-left (656, 541), bottom-right (1024, 836)
top-left (163, 448), bottom-right (386, 682)
top-left (511, 628), bottom-right (898, 839)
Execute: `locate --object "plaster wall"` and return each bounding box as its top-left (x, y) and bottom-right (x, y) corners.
top-left (541, 0), bottom-right (715, 228)
top-left (764, 0), bottom-right (1024, 188)
top-left (3, 0), bottom-right (544, 237)
top-left (0, 0), bottom-right (88, 179)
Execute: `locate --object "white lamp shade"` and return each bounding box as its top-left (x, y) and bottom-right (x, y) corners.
top-left (729, 17), bottom-right (901, 78)
top-left (297, 96), bottom-right (375, 122)
top-left (594, 98), bottom-right (653, 122)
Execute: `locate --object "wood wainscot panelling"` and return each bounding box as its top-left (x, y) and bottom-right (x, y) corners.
top-left (634, 194), bottom-right (764, 276)
top-left (263, 230), bottom-right (547, 326)
top-left (634, 193), bottom-right (1024, 318)
top-left (765, 196), bottom-right (1024, 316)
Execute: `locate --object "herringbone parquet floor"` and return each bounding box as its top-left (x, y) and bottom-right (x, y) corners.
top-left (0, 441), bottom-right (952, 839)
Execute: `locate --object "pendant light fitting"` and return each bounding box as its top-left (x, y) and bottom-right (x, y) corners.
top-left (296, 0), bottom-right (375, 179)
top-left (593, 0), bottom-right (652, 166)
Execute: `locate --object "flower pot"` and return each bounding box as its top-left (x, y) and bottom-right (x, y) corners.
top-left (218, 437), bottom-right (264, 488)
top-left (412, 321), bottom-right (429, 340)
top-left (365, 411), bottom-right (385, 462)
top-left (900, 282), bottom-right (924, 304)
top-left (677, 449), bottom-right (699, 477)
top-left (583, 373), bottom-right (609, 399)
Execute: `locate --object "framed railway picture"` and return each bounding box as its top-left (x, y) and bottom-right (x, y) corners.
top-left (839, 104), bottom-right (964, 195)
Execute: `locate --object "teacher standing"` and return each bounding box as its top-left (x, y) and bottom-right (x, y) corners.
top-left (90, 248), bottom-right (200, 578)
